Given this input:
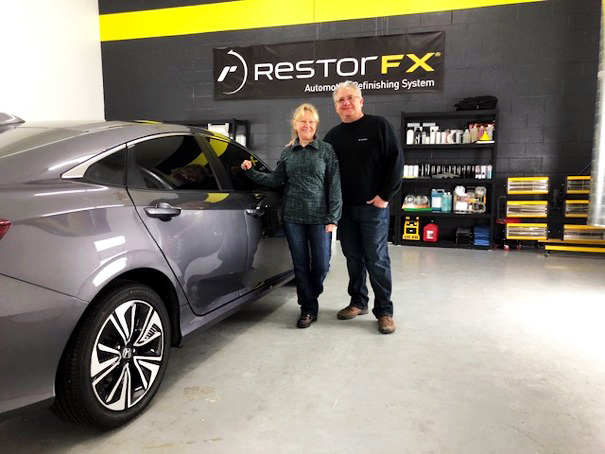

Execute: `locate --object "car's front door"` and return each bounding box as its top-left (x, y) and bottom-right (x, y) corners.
top-left (126, 134), bottom-right (247, 316)
top-left (201, 135), bottom-right (292, 292)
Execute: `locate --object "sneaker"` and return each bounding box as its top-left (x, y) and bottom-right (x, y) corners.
top-left (337, 305), bottom-right (369, 320)
top-left (297, 313), bottom-right (317, 328)
top-left (377, 316), bottom-right (395, 334)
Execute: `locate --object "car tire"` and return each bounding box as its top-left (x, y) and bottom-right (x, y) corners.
top-left (53, 282), bottom-right (171, 429)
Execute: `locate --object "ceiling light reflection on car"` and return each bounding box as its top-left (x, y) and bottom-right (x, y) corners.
top-left (95, 235), bottom-right (126, 252)
top-left (93, 257), bottom-right (127, 287)
top-left (41, 204), bottom-right (124, 218)
top-left (34, 187), bottom-right (108, 197)
top-left (48, 154), bottom-right (96, 171)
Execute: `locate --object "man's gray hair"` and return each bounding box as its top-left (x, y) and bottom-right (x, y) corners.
top-left (332, 80), bottom-right (362, 103)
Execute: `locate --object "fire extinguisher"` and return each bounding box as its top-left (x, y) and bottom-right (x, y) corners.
top-left (423, 220), bottom-right (439, 242)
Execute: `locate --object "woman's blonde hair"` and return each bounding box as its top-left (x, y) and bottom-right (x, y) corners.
top-left (290, 103), bottom-right (319, 142)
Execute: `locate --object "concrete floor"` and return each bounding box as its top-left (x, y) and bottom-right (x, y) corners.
top-left (1, 245), bottom-right (605, 453)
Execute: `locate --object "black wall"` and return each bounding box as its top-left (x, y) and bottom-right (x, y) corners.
top-left (101, 0), bottom-right (600, 179)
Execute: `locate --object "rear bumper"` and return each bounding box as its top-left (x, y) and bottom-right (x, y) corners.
top-left (0, 273), bottom-right (87, 417)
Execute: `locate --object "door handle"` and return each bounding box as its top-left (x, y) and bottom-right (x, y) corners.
top-left (246, 207), bottom-right (265, 217)
top-left (144, 202), bottom-right (181, 221)
top-left (246, 197), bottom-right (268, 217)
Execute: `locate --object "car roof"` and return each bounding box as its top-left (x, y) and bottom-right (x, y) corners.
top-left (0, 120), bottom-right (192, 154)
top-left (0, 120), bottom-right (208, 184)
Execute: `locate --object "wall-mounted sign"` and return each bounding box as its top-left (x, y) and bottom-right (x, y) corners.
top-left (213, 32), bottom-right (444, 100)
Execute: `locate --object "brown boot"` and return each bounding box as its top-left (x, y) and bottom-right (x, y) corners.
top-left (337, 305), bottom-right (369, 320)
top-left (377, 316), bottom-right (395, 334)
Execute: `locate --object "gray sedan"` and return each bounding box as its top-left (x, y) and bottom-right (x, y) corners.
top-left (0, 116), bottom-right (293, 428)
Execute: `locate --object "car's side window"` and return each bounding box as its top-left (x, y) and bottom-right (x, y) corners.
top-left (127, 135), bottom-right (220, 191)
top-left (83, 148), bottom-right (126, 186)
top-left (205, 136), bottom-right (268, 191)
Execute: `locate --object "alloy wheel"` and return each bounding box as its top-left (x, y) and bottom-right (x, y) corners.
top-left (90, 299), bottom-right (165, 411)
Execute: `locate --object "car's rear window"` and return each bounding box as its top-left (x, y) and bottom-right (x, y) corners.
top-left (0, 128), bottom-right (80, 159)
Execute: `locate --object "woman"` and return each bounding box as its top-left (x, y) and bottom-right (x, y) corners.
top-left (241, 103), bottom-right (342, 328)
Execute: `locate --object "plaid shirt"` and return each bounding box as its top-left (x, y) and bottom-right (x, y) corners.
top-left (245, 138), bottom-right (342, 224)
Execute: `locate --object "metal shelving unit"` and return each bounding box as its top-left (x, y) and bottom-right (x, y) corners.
top-left (394, 109), bottom-right (498, 249)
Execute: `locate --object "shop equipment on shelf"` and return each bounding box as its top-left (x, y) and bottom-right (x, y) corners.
top-left (394, 109), bottom-right (497, 249)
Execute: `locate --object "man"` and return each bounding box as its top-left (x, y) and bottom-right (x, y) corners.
top-left (324, 81), bottom-right (403, 334)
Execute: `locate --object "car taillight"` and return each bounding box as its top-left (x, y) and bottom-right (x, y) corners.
top-left (0, 219), bottom-right (11, 240)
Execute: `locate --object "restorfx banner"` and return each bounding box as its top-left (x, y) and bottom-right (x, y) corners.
top-left (213, 32), bottom-right (444, 100)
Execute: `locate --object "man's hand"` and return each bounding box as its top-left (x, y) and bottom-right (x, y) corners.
top-left (366, 195), bottom-right (389, 208)
top-left (241, 160), bottom-right (252, 170)
top-left (325, 224), bottom-right (336, 233)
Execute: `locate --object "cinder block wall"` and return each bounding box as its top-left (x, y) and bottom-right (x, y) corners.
top-left (101, 0), bottom-right (600, 180)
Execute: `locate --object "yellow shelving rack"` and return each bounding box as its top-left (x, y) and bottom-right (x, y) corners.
top-left (505, 177), bottom-right (549, 245)
top-left (506, 222), bottom-right (548, 240)
top-left (564, 200), bottom-right (589, 218)
top-left (506, 200), bottom-right (548, 218)
top-left (540, 176), bottom-right (605, 255)
top-left (506, 177), bottom-right (549, 195)
top-left (566, 176), bottom-right (590, 194)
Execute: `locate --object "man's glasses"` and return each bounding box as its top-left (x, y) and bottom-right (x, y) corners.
top-left (336, 95), bottom-right (360, 105)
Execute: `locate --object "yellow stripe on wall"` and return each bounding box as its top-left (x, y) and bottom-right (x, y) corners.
top-left (316, 0), bottom-right (542, 22)
top-left (100, 1), bottom-right (315, 42)
top-left (100, 0), bottom-right (545, 42)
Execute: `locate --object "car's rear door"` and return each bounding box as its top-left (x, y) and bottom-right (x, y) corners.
top-left (126, 133), bottom-right (247, 316)
top-left (200, 134), bottom-right (292, 292)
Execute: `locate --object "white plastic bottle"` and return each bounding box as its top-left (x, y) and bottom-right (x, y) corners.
top-left (406, 128), bottom-right (415, 145)
top-left (463, 129), bottom-right (471, 144)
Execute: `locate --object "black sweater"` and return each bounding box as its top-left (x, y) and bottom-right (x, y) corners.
top-left (324, 114), bottom-right (404, 206)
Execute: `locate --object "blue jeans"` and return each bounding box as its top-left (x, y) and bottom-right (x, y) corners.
top-left (338, 205), bottom-right (393, 317)
top-left (283, 222), bottom-right (332, 317)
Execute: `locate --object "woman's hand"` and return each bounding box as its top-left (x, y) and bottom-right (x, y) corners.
top-left (325, 224), bottom-right (336, 233)
top-left (241, 160), bottom-right (252, 170)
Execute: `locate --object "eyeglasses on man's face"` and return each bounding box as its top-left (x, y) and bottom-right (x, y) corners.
top-left (335, 95), bottom-right (360, 105)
